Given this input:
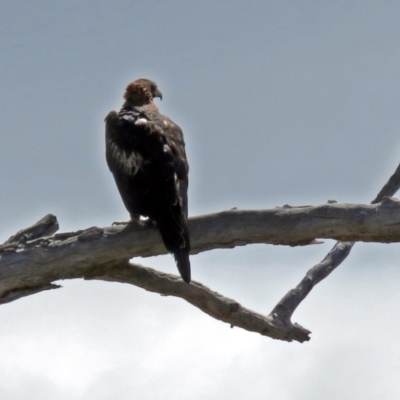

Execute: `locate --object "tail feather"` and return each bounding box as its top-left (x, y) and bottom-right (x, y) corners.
top-left (173, 249), bottom-right (191, 283)
top-left (157, 211), bottom-right (191, 283)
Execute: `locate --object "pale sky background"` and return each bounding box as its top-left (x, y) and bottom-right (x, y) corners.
top-left (1, 1), bottom-right (400, 399)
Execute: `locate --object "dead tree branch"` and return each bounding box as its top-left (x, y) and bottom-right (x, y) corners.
top-left (1, 194), bottom-right (400, 342)
top-left (85, 262), bottom-right (310, 342)
top-left (269, 162), bottom-right (400, 333)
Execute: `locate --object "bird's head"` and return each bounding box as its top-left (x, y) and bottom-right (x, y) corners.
top-left (123, 79), bottom-right (163, 107)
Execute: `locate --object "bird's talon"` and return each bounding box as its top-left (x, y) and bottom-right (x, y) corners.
top-left (112, 220), bottom-right (131, 226)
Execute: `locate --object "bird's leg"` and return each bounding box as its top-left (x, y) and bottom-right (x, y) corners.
top-left (112, 214), bottom-right (157, 229)
top-left (130, 214), bottom-right (141, 223)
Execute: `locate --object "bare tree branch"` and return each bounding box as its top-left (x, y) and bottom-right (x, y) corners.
top-left (2, 214), bottom-right (59, 248)
top-left (85, 261), bottom-right (311, 343)
top-left (1, 196), bottom-right (400, 341)
top-left (269, 241), bottom-right (354, 330)
top-left (269, 162), bottom-right (400, 333)
top-left (372, 162), bottom-right (400, 204)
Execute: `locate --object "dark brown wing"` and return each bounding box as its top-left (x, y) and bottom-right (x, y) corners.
top-left (105, 110), bottom-right (163, 176)
top-left (160, 115), bottom-right (189, 218)
top-left (105, 109), bottom-right (165, 217)
top-left (105, 108), bottom-right (189, 219)
top-left (153, 114), bottom-right (191, 282)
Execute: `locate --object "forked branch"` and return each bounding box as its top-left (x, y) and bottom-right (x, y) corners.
top-left (269, 162), bottom-right (400, 333)
top-left (1, 164), bottom-right (400, 342)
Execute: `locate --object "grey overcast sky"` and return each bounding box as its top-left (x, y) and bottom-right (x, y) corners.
top-left (1, 1), bottom-right (400, 399)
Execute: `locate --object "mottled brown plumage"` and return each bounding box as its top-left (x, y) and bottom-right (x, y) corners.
top-left (105, 79), bottom-right (191, 283)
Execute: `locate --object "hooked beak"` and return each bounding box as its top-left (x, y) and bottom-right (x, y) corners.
top-left (154, 88), bottom-right (163, 100)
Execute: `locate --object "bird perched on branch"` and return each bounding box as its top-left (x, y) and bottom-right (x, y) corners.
top-left (105, 79), bottom-right (191, 283)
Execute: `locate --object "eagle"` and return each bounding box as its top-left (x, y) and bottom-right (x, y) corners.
top-left (105, 79), bottom-right (191, 283)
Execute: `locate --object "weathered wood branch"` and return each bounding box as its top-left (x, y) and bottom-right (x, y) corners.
top-left (84, 261), bottom-right (311, 342)
top-left (269, 161), bottom-right (400, 332)
top-left (1, 197), bottom-right (400, 342)
top-left (269, 241), bottom-right (354, 330)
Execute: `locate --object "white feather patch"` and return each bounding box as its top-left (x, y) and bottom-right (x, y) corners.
top-left (109, 141), bottom-right (143, 175)
top-left (135, 117), bottom-right (148, 125)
